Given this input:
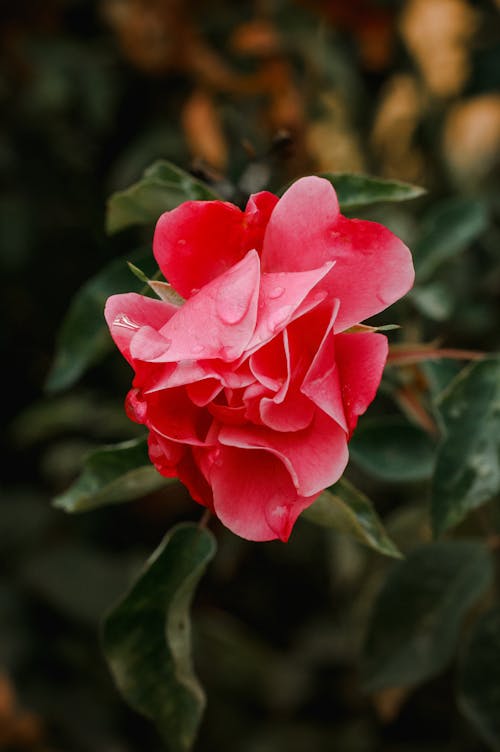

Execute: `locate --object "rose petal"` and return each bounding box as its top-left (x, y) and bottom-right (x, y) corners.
top-left (249, 331), bottom-right (288, 392)
top-left (105, 293), bottom-right (178, 364)
top-left (261, 176), bottom-right (414, 331)
top-left (247, 262), bottom-right (334, 352)
top-left (153, 191), bottom-right (277, 298)
top-left (178, 449), bottom-right (214, 510)
top-left (148, 430), bottom-right (186, 476)
top-left (130, 250), bottom-right (260, 364)
top-left (219, 410), bottom-right (348, 496)
top-left (334, 331), bottom-right (389, 435)
top-left (260, 390), bottom-right (315, 432)
top-left (144, 387), bottom-right (212, 445)
top-left (253, 329), bottom-right (315, 431)
top-left (301, 299), bottom-right (347, 431)
top-left (207, 446), bottom-right (316, 541)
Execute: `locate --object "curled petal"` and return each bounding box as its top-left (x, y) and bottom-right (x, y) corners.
top-left (105, 293), bottom-right (178, 365)
top-left (207, 447), bottom-right (316, 541)
top-left (153, 201), bottom-right (246, 297)
top-left (219, 410), bottom-right (348, 497)
top-left (145, 387), bottom-right (212, 445)
top-left (153, 190), bottom-right (278, 298)
top-left (131, 251), bottom-right (260, 364)
top-left (335, 331), bottom-right (389, 436)
top-left (301, 301), bottom-right (347, 431)
top-left (247, 261), bottom-right (334, 352)
top-left (262, 176), bottom-right (414, 331)
top-left (148, 431), bottom-right (186, 476)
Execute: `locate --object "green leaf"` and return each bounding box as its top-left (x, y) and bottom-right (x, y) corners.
top-left (349, 418), bottom-right (436, 483)
top-left (303, 478), bottom-right (401, 558)
top-left (106, 160), bottom-right (220, 234)
top-left (459, 607), bottom-right (500, 750)
top-left (102, 524), bottom-right (217, 752)
top-left (420, 360), bottom-right (463, 400)
top-left (45, 248), bottom-right (157, 393)
top-left (362, 541), bottom-right (493, 691)
top-left (410, 282), bottom-right (455, 321)
top-left (431, 357), bottom-right (500, 537)
top-left (54, 437), bottom-right (171, 513)
top-left (319, 172), bottom-right (425, 211)
top-left (414, 197), bottom-right (488, 282)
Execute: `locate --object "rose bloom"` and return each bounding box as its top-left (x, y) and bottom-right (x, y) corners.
top-left (105, 177), bottom-right (414, 541)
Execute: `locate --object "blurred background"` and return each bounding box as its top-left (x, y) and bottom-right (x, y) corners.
top-left (2, 0), bottom-right (500, 750)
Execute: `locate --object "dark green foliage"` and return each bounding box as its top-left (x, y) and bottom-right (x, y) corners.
top-left (362, 541), bottom-right (493, 690)
top-left (102, 525), bottom-right (216, 752)
top-left (432, 358), bottom-right (500, 536)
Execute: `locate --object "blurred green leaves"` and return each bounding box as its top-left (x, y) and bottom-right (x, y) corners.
top-left (413, 197), bottom-right (488, 283)
top-left (362, 540), bottom-right (493, 691)
top-left (46, 248), bottom-right (157, 393)
top-left (349, 417), bottom-right (436, 483)
top-left (320, 173), bottom-right (425, 211)
top-left (47, 161), bottom-right (220, 394)
top-left (54, 437), bottom-right (171, 513)
top-left (303, 478), bottom-right (401, 558)
top-left (432, 357), bottom-right (500, 536)
top-left (106, 161), bottom-right (220, 235)
top-left (459, 607), bottom-right (500, 750)
top-left (102, 524), bottom-right (216, 752)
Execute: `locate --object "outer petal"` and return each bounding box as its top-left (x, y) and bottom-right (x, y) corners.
top-left (153, 190), bottom-right (278, 298)
top-left (261, 176), bottom-right (414, 331)
top-left (334, 331), bottom-right (389, 436)
top-left (144, 387), bottom-right (212, 445)
top-left (219, 410), bottom-right (348, 497)
top-left (246, 261), bottom-right (334, 352)
top-left (130, 251), bottom-right (260, 364)
top-left (147, 431), bottom-right (186, 476)
top-left (207, 447), bottom-right (317, 541)
top-left (105, 293), bottom-right (178, 365)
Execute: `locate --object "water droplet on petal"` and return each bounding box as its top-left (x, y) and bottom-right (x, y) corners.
top-left (113, 314), bottom-right (140, 331)
top-left (269, 285), bottom-right (285, 300)
top-left (268, 305), bottom-right (293, 334)
top-left (216, 295), bottom-right (250, 325)
top-left (192, 343), bottom-right (205, 355)
top-left (218, 345), bottom-right (238, 361)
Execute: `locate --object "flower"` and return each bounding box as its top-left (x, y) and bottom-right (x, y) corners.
top-left (105, 176), bottom-right (414, 541)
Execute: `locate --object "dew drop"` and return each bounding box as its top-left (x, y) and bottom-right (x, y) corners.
top-left (269, 285), bottom-right (285, 300)
top-left (113, 314), bottom-right (140, 331)
top-left (192, 343), bottom-right (205, 355)
top-left (268, 305), bottom-right (293, 334)
top-left (216, 296), bottom-right (249, 325)
top-left (218, 345), bottom-right (238, 361)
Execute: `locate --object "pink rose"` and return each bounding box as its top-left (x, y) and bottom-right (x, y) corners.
top-left (105, 176), bottom-right (414, 541)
